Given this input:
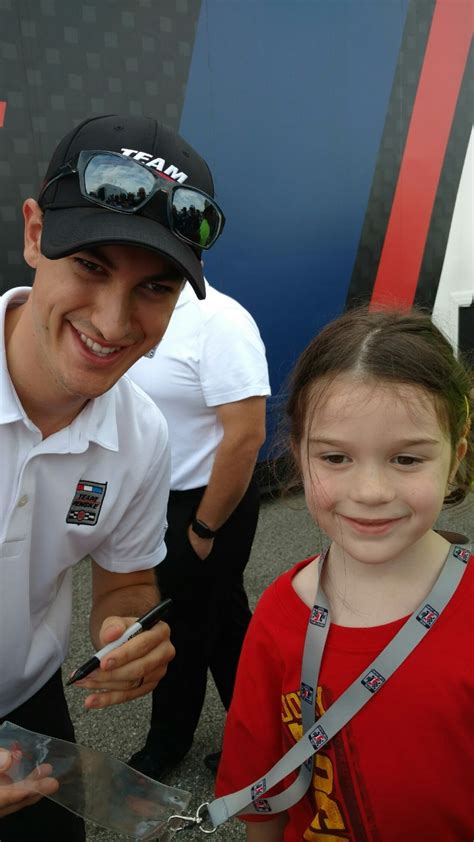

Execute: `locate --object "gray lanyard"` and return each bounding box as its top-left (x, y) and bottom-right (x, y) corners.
top-left (205, 542), bottom-right (471, 829)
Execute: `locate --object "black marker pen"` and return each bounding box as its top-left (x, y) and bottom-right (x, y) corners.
top-left (66, 598), bottom-right (173, 685)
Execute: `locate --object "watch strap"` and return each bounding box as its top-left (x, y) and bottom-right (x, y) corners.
top-left (191, 517), bottom-right (216, 539)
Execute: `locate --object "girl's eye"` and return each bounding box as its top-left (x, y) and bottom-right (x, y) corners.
top-left (393, 455), bottom-right (423, 466)
top-left (321, 454), bottom-right (349, 464)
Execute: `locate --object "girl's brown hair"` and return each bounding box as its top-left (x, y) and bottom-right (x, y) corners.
top-left (284, 307), bottom-right (473, 502)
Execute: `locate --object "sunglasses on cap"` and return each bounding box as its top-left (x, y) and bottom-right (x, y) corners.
top-left (38, 150), bottom-right (225, 250)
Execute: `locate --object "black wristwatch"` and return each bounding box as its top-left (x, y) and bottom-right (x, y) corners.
top-left (191, 517), bottom-right (217, 540)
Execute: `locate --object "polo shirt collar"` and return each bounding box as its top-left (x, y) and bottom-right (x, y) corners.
top-left (71, 388), bottom-right (119, 452)
top-left (0, 287), bottom-right (119, 451)
top-left (0, 287), bottom-right (30, 424)
top-left (175, 277), bottom-right (209, 310)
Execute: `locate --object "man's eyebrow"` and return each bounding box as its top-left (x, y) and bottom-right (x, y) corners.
top-left (77, 247), bottom-right (184, 281)
top-left (140, 270), bottom-right (184, 284)
top-left (78, 247), bottom-right (116, 268)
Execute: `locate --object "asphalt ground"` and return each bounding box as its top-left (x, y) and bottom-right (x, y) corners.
top-left (63, 491), bottom-right (473, 841)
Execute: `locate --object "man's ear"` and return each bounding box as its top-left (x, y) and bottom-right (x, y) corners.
top-left (23, 199), bottom-right (44, 269)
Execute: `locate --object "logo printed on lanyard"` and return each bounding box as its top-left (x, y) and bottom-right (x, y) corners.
top-left (254, 798), bottom-right (272, 813)
top-left (310, 604), bottom-right (328, 626)
top-left (453, 545), bottom-right (470, 563)
top-left (308, 724), bottom-right (329, 750)
top-left (251, 779), bottom-right (267, 800)
top-left (361, 669), bottom-right (386, 693)
top-left (416, 604), bottom-right (439, 628)
top-left (301, 682), bottom-right (314, 704)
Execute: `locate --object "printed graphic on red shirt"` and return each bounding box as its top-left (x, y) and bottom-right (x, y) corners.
top-left (282, 687), bottom-right (375, 841)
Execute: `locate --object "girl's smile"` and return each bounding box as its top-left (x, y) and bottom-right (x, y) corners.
top-left (338, 514), bottom-right (408, 535)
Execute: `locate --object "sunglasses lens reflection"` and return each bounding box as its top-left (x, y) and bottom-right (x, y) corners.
top-left (83, 154), bottom-right (156, 212)
top-left (171, 187), bottom-right (220, 247)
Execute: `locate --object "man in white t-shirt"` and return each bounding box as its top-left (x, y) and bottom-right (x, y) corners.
top-left (0, 113), bottom-right (226, 841)
top-left (128, 278), bottom-right (270, 779)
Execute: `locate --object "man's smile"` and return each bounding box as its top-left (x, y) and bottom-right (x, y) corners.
top-left (79, 332), bottom-right (121, 356)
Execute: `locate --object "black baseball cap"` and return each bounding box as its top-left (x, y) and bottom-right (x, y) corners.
top-left (37, 114), bottom-right (216, 299)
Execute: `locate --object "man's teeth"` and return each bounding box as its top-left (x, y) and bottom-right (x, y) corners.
top-left (79, 333), bottom-right (119, 356)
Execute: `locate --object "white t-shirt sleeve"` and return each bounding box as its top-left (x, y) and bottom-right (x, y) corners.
top-left (92, 422), bottom-right (171, 573)
top-left (200, 308), bottom-right (271, 407)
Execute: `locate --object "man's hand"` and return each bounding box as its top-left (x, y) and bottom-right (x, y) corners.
top-left (72, 616), bottom-right (175, 710)
top-left (0, 748), bottom-right (59, 818)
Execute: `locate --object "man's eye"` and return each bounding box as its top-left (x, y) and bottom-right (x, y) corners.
top-left (74, 258), bottom-right (103, 273)
top-left (143, 282), bottom-right (175, 295)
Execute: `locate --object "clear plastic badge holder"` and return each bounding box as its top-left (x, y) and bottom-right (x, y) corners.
top-left (0, 721), bottom-right (211, 839)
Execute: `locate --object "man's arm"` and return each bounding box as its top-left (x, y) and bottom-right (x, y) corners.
top-left (71, 562), bottom-right (175, 710)
top-left (187, 395), bottom-right (266, 559)
top-left (89, 563), bottom-right (160, 646)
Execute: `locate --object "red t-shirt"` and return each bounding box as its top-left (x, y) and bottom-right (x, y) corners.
top-left (216, 554), bottom-right (474, 841)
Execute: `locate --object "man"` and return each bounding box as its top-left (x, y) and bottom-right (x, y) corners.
top-left (128, 277), bottom-right (270, 779)
top-left (0, 113), bottom-right (225, 840)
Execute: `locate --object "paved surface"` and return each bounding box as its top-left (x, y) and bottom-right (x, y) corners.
top-left (64, 492), bottom-right (473, 841)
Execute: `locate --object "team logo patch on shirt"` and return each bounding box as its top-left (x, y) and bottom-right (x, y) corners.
top-left (66, 480), bottom-right (107, 526)
top-left (416, 603), bottom-right (439, 629)
top-left (308, 724), bottom-right (328, 750)
top-left (310, 604), bottom-right (328, 627)
top-left (254, 798), bottom-right (272, 813)
top-left (300, 682), bottom-right (314, 704)
top-left (361, 669), bottom-right (385, 694)
top-left (453, 545), bottom-right (470, 563)
top-left (251, 779), bottom-right (267, 800)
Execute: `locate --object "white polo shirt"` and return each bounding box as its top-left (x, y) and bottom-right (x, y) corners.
top-left (130, 280), bottom-right (270, 489)
top-left (0, 288), bottom-right (170, 715)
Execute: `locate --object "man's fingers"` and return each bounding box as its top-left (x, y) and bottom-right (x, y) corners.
top-left (28, 762), bottom-right (57, 783)
top-left (100, 622), bottom-right (172, 671)
top-left (83, 666), bottom-right (166, 709)
top-left (74, 635), bottom-right (175, 693)
top-left (69, 618), bottom-right (175, 709)
top-left (0, 748), bottom-right (12, 772)
top-left (84, 684), bottom-right (150, 709)
top-left (0, 766), bottom-right (59, 818)
top-left (99, 617), bottom-right (129, 645)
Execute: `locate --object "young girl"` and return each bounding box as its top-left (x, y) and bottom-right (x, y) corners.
top-left (215, 308), bottom-right (473, 841)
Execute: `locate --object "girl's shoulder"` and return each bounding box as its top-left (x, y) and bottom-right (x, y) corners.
top-left (253, 556), bottom-right (318, 629)
top-left (443, 544), bottom-right (474, 616)
top-left (291, 556), bottom-right (320, 608)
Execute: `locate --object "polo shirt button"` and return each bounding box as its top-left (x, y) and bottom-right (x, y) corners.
top-left (18, 494), bottom-right (29, 507)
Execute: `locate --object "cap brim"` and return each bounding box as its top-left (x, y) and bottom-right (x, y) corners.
top-left (40, 206), bottom-right (206, 299)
